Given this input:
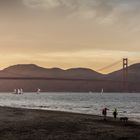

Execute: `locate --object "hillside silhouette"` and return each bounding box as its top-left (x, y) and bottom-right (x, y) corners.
top-left (0, 64), bottom-right (140, 92)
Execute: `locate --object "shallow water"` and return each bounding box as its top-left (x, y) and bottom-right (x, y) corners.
top-left (0, 92), bottom-right (139, 122)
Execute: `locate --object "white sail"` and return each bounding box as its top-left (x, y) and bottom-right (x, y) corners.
top-left (13, 89), bottom-right (17, 94)
top-left (20, 88), bottom-right (23, 94)
top-left (101, 88), bottom-right (104, 94)
top-left (17, 89), bottom-right (21, 94)
top-left (37, 88), bottom-right (41, 94)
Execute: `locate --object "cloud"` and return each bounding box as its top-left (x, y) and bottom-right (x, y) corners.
top-left (23, 0), bottom-right (61, 9)
top-left (22, 0), bottom-right (113, 14)
top-left (1, 0), bottom-right (140, 52)
top-left (2, 0), bottom-right (140, 23)
top-left (21, 0), bottom-right (140, 27)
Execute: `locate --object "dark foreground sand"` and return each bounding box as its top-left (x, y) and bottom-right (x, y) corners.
top-left (0, 107), bottom-right (139, 140)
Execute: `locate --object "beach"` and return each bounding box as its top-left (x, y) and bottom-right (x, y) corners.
top-left (0, 107), bottom-right (139, 140)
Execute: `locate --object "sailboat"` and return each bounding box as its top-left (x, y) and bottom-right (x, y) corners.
top-left (13, 89), bottom-right (23, 94)
top-left (101, 88), bottom-right (104, 94)
top-left (37, 88), bottom-right (41, 94)
top-left (17, 89), bottom-right (21, 94)
top-left (13, 89), bottom-right (17, 94)
top-left (20, 88), bottom-right (23, 94)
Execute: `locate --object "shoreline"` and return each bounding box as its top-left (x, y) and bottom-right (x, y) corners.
top-left (2, 105), bottom-right (140, 124)
top-left (0, 106), bottom-right (139, 140)
top-left (1, 105), bottom-right (140, 123)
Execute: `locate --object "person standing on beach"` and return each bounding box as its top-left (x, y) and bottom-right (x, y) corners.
top-left (102, 108), bottom-right (109, 120)
top-left (113, 108), bottom-right (118, 119)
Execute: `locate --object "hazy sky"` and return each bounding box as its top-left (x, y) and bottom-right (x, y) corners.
top-left (0, 0), bottom-right (140, 73)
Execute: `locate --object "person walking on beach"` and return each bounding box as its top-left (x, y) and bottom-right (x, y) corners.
top-left (102, 108), bottom-right (109, 120)
top-left (113, 108), bottom-right (118, 119)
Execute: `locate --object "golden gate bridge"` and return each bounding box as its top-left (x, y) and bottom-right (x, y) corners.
top-left (0, 58), bottom-right (139, 90)
top-left (0, 58), bottom-right (132, 80)
top-left (0, 58), bottom-right (136, 81)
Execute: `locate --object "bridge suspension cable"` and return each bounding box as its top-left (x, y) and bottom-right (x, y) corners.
top-left (97, 59), bottom-right (122, 72)
top-left (2, 58), bottom-right (139, 80)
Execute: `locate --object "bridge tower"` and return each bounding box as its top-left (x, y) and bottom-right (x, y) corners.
top-left (123, 58), bottom-right (128, 92)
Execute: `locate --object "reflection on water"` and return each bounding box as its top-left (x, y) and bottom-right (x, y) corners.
top-left (0, 92), bottom-right (139, 122)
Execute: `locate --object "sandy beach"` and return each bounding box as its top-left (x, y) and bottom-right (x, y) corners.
top-left (0, 107), bottom-right (139, 140)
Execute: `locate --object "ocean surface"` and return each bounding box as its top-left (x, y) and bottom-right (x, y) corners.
top-left (0, 92), bottom-right (139, 122)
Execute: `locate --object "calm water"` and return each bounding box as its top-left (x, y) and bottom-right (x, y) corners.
top-left (0, 92), bottom-right (139, 122)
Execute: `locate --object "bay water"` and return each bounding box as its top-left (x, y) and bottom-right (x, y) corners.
top-left (0, 92), bottom-right (139, 122)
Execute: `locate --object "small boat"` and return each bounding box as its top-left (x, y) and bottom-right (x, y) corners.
top-left (17, 89), bottom-right (23, 94)
top-left (37, 88), bottom-right (41, 94)
top-left (101, 88), bottom-right (104, 94)
top-left (20, 88), bottom-right (23, 94)
top-left (17, 89), bottom-right (20, 94)
top-left (13, 89), bottom-right (24, 94)
top-left (13, 89), bottom-right (17, 94)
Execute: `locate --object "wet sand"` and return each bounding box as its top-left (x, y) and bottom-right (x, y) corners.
top-left (0, 107), bottom-right (139, 140)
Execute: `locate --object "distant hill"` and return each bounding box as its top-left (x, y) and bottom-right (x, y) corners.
top-left (105, 63), bottom-right (140, 92)
top-left (0, 64), bottom-right (139, 92)
top-left (2, 64), bottom-right (102, 79)
top-left (107, 63), bottom-right (140, 81)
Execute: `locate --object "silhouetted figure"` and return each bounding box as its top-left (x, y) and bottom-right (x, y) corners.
top-left (113, 108), bottom-right (118, 119)
top-left (102, 108), bottom-right (109, 120)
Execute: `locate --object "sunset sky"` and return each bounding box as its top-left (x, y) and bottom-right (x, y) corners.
top-left (0, 0), bottom-right (140, 73)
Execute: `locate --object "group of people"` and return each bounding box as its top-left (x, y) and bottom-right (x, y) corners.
top-left (102, 107), bottom-right (118, 120)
